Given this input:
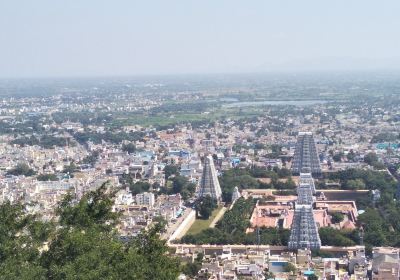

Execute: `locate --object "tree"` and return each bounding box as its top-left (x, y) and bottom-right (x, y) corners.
top-left (319, 227), bottom-right (357, 246)
top-left (196, 195), bottom-right (217, 219)
top-left (62, 162), bottom-right (78, 176)
top-left (7, 163), bottom-right (36, 176)
top-left (0, 182), bottom-right (181, 280)
top-left (170, 176), bottom-right (196, 200)
top-left (347, 150), bottom-right (356, 162)
top-left (364, 152), bottom-right (378, 166)
top-left (371, 132), bottom-right (399, 143)
top-left (345, 179), bottom-right (366, 190)
top-left (264, 270), bottom-right (275, 279)
top-left (122, 143), bottom-right (136, 154)
top-left (180, 182), bottom-right (196, 201)
top-left (152, 216), bottom-right (168, 232)
top-left (371, 161), bottom-right (386, 170)
top-left (269, 144), bottom-right (282, 157)
top-left (105, 168), bottom-right (113, 175)
top-left (332, 153), bottom-right (343, 162)
top-left (172, 176), bottom-right (188, 194)
top-left (81, 151), bottom-right (99, 166)
top-left (180, 198), bottom-right (290, 246)
top-left (358, 208), bottom-right (387, 246)
top-left (37, 174), bottom-right (58, 181)
top-left (11, 135), bottom-right (69, 149)
top-left (0, 202), bottom-right (50, 279)
top-left (56, 183), bottom-right (120, 230)
top-left (219, 168), bottom-right (260, 202)
top-left (129, 223), bottom-right (181, 280)
top-left (164, 164), bottom-right (178, 179)
top-left (277, 168), bottom-right (291, 178)
top-left (331, 212), bottom-right (344, 223)
top-left (182, 262), bottom-right (201, 278)
top-left (283, 262), bottom-right (297, 273)
top-left (130, 181), bottom-right (151, 195)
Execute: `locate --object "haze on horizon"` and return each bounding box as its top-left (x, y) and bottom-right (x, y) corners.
top-left (1, 0), bottom-right (400, 78)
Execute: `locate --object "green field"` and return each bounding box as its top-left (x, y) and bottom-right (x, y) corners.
top-left (186, 206), bottom-right (223, 235)
top-left (109, 107), bottom-right (263, 128)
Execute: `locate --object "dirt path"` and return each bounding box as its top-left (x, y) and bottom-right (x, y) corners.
top-left (209, 207), bottom-right (227, 228)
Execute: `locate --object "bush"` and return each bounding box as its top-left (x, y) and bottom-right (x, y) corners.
top-left (196, 195), bottom-right (217, 219)
top-left (344, 179), bottom-right (365, 190)
top-left (7, 163), bottom-right (36, 176)
top-left (122, 143), bottom-right (136, 154)
top-left (319, 227), bottom-right (357, 246)
top-left (37, 174), bottom-right (58, 181)
top-left (283, 262), bottom-right (296, 273)
top-left (330, 212), bottom-right (344, 223)
top-left (130, 181), bottom-right (151, 195)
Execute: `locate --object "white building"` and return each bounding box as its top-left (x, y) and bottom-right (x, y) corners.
top-left (136, 192), bottom-right (155, 207)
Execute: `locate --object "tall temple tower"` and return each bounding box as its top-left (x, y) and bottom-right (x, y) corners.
top-left (288, 205), bottom-right (321, 250)
top-left (291, 132), bottom-right (321, 176)
top-left (198, 155), bottom-right (222, 202)
top-left (299, 172), bottom-right (316, 194)
top-left (288, 172), bottom-right (321, 250)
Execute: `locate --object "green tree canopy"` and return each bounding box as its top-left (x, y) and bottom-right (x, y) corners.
top-left (122, 143), bottom-right (136, 154)
top-left (7, 163), bottom-right (36, 177)
top-left (37, 174), bottom-right (58, 181)
top-left (0, 183), bottom-right (180, 280)
top-left (196, 195), bottom-right (217, 219)
top-left (164, 164), bottom-right (179, 179)
top-left (364, 152), bottom-right (379, 166)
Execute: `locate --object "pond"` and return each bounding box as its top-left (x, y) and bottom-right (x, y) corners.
top-left (223, 99), bottom-right (328, 108)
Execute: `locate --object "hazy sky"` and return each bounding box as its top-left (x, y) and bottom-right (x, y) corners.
top-left (1, 0), bottom-right (400, 78)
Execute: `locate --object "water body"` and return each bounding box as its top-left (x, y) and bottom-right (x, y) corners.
top-left (223, 99), bottom-right (328, 108)
top-left (219, 97), bottom-right (239, 102)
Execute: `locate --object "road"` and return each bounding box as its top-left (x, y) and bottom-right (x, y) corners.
top-left (209, 207), bottom-right (227, 228)
top-left (162, 208), bottom-right (192, 240)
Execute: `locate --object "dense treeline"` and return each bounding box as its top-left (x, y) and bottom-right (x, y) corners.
top-left (52, 111), bottom-right (113, 126)
top-left (327, 168), bottom-right (400, 252)
top-left (181, 198), bottom-right (290, 245)
top-left (217, 198), bottom-right (255, 234)
top-left (73, 130), bottom-right (144, 145)
top-left (319, 227), bottom-right (359, 247)
top-left (11, 135), bottom-right (70, 149)
top-left (120, 173), bottom-right (196, 200)
top-left (0, 116), bottom-right (47, 135)
top-left (169, 175), bottom-right (197, 200)
top-left (195, 196), bottom-right (217, 219)
top-left (363, 152), bottom-right (386, 170)
top-left (220, 167), bottom-right (295, 202)
top-left (371, 132), bottom-right (399, 143)
top-left (122, 143), bottom-right (136, 154)
top-left (0, 184), bottom-right (180, 279)
top-left (357, 202), bottom-right (400, 250)
top-left (327, 168), bottom-right (397, 193)
top-left (37, 174), bottom-right (58, 181)
top-left (7, 163), bottom-right (36, 177)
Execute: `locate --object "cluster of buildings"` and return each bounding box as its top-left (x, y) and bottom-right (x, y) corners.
top-left (173, 132), bottom-right (391, 279)
top-left (114, 187), bottom-right (184, 237)
top-left (0, 81), bottom-right (399, 279)
top-left (174, 245), bottom-right (400, 280)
